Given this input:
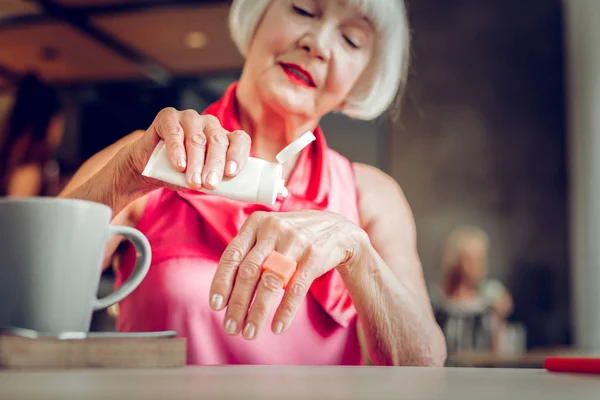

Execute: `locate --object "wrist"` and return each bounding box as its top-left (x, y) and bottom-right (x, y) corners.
top-left (336, 228), bottom-right (374, 279)
top-left (99, 147), bottom-right (152, 212)
top-left (117, 142), bottom-right (159, 197)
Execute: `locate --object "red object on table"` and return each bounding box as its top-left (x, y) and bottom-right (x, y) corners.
top-left (544, 357), bottom-right (600, 375)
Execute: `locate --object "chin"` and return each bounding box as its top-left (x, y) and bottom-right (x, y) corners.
top-left (257, 70), bottom-right (316, 117)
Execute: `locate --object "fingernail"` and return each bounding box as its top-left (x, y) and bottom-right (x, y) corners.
top-left (210, 294), bottom-right (223, 310)
top-left (177, 157), bottom-right (186, 169)
top-left (243, 323), bottom-right (256, 340)
top-left (274, 321), bottom-right (284, 335)
top-left (224, 319), bottom-right (237, 335)
top-left (207, 172), bottom-right (218, 187)
top-left (192, 172), bottom-right (202, 185)
top-left (225, 161), bottom-right (237, 175)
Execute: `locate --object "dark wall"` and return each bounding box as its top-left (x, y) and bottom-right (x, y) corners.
top-left (392, 0), bottom-right (570, 348)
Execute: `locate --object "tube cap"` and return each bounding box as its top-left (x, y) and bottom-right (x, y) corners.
top-left (257, 163), bottom-right (287, 205)
top-left (276, 131), bottom-right (316, 164)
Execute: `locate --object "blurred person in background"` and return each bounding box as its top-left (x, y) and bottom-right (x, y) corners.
top-left (431, 225), bottom-right (513, 353)
top-left (0, 73), bottom-right (65, 197)
top-left (59, 0), bottom-right (446, 366)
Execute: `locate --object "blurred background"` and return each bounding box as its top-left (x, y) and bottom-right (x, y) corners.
top-left (0, 0), bottom-right (598, 368)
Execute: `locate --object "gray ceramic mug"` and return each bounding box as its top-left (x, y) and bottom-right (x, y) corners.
top-left (0, 197), bottom-right (151, 335)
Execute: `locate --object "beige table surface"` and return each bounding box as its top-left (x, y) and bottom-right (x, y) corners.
top-left (1, 366), bottom-right (599, 400)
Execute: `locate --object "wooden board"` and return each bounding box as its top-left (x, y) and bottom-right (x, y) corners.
top-left (0, 334), bottom-right (186, 369)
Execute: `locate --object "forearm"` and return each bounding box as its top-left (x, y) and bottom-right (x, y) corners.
top-left (59, 149), bottom-right (150, 215)
top-left (340, 244), bottom-right (447, 366)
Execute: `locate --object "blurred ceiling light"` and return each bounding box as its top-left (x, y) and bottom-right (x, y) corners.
top-left (184, 31), bottom-right (208, 50)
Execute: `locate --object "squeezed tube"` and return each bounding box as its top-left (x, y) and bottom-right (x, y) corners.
top-left (141, 131), bottom-right (315, 206)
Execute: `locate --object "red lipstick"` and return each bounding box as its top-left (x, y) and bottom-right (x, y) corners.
top-left (279, 63), bottom-right (316, 88)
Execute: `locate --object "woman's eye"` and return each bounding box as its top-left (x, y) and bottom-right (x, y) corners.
top-left (344, 36), bottom-right (360, 49)
top-left (293, 5), bottom-right (314, 17)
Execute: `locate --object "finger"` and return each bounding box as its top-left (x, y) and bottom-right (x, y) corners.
top-left (224, 130), bottom-right (251, 177)
top-left (242, 270), bottom-right (284, 340)
top-left (201, 115), bottom-right (229, 189)
top-left (180, 110), bottom-right (206, 189)
top-left (272, 233), bottom-right (340, 335)
top-left (155, 108), bottom-right (186, 171)
top-left (242, 232), bottom-right (305, 340)
top-left (209, 214), bottom-right (261, 311)
top-left (222, 240), bottom-right (274, 336)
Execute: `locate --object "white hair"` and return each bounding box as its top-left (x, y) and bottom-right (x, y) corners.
top-left (228, 0), bottom-right (410, 121)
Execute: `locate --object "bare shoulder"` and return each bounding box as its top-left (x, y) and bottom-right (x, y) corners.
top-left (352, 162), bottom-right (414, 233)
top-left (353, 163), bottom-right (402, 195)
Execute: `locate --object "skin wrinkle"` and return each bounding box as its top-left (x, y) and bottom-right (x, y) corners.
top-left (351, 249), bottom-right (432, 366)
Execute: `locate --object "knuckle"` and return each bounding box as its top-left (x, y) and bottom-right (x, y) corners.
top-left (307, 243), bottom-right (320, 260)
top-left (248, 303), bottom-right (268, 320)
top-left (230, 130), bottom-right (251, 145)
top-left (251, 211), bottom-right (268, 221)
top-left (163, 124), bottom-right (182, 139)
top-left (353, 225), bottom-right (370, 244)
top-left (288, 277), bottom-right (309, 297)
top-left (265, 213), bottom-right (281, 230)
top-left (227, 296), bottom-right (247, 311)
top-left (277, 301), bottom-right (296, 318)
top-left (189, 133), bottom-right (207, 146)
top-left (260, 272), bottom-right (284, 292)
top-left (203, 114), bottom-right (220, 126)
top-left (180, 108), bottom-right (198, 121)
top-left (238, 260), bottom-right (262, 281)
top-left (208, 132), bottom-right (229, 147)
top-left (158, 107), bottom-right (176, 117)
top-left (222, 246), bottom-right (243, 265)
top-left (287, 229), bottom-right (304, 244)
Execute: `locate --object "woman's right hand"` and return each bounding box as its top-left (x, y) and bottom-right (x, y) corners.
top-left (127, 107), bottom-right (251, 192)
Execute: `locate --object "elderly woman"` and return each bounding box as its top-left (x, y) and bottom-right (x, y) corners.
top-left (431, 226), bottom-right (513, 353)
top-left (59, 0), bottom-right (446, 366)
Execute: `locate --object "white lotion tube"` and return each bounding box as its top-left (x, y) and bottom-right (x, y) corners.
top-left (141, 131), bottom-right (316, 206)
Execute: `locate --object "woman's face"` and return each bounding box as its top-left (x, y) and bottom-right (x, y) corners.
top-left (243, 0), bottom-right (376, 119)
top-left (458, 238), bottom-right (487, 284)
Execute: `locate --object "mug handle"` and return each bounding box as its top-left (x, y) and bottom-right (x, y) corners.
top-left (93, 225), bottom-right (152, 311)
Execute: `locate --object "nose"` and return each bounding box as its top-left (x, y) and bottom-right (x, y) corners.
top-left (298, 27), bottom-right (331, 61)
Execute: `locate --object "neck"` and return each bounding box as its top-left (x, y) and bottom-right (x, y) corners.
top-left (235, 75), bottom-right (319, 170)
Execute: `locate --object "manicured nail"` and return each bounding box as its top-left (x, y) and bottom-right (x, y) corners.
top-left (210, 294), bottom-right (223, 310)
top-left (243, 323), bottom-right (256, 340)
top-left (225, 160), bottom-right (237, 175)
top-left (273, 321), bottom-right (284, 335)
top-left (207, 172), bottom-right (218, 187)
top-left (192, 173), bottom-right (202, 185)
top-left (224, 319), bottom-right (237, 334)
top-left (177, 157), bottom-right (186, 169)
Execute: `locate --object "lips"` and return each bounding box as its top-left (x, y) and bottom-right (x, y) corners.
top-left (279, 63), bottom-right (316, 88)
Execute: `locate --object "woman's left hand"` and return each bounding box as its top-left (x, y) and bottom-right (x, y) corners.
top-left (208, 210), bottom-right (369, 340)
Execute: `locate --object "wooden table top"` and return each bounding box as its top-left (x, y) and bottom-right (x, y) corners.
top-left (1, 366), bottom-right (599, 399)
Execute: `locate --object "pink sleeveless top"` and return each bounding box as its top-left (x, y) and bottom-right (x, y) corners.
top-left (115, 82), bottom-right (363, 365)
